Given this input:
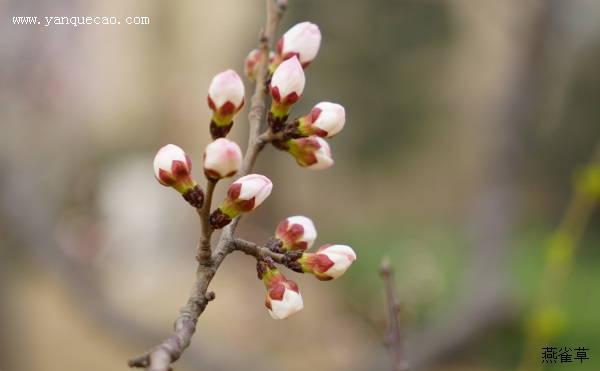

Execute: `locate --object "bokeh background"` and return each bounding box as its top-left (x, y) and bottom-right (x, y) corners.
top-left (2, 0), bottom-right (600, 370)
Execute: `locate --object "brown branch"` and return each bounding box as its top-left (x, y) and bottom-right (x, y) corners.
top-left (196, 178), bottom-right (217, 264)
top-left (128, 1), bottom-right (288, 369)
top-left (232, 238), bottom-right (287, 263)
top-left (380, 258), bottom-right (410, 371)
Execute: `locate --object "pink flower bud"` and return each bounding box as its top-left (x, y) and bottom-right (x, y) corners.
top-left (268, 57), bottom-right (306, 131)
top-left (281, 136), bottom-right (333, 170)
top-left (210, 174), bottom-right (273, 228)
top-left (298, 244), bottom-right (357, 281)
top-left (203, 138), bottom-right (243, 179)
top-left (244, 48), bottom-right (281, 84)
top-left (287, 102), bottom-right (346, 138)
top-left (270, 56), bottom-right (305, 105)
top-left (153, 144), bottom-right (204, 208)
top-left (275, 215), bottom-right (317, 251)
top-left (277, 22), bottom-right (321, 68)
top-left (208, 69), bottom-right (245, 113)
top-left (260, 264), bottom-right (303, 320)
top-left (207, 69), bottom-right (245, 139)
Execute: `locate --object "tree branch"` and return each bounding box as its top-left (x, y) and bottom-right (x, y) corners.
top-left (380, 258), bottom-right (410, 371)
top-left (232, 238), bottom-right (286, 263)
top-left (196, 178), bottom-right (217, 264)
top-left (128, 1), bottom-right (288, 369)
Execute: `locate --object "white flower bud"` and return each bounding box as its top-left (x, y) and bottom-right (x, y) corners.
top-left (275, 215), bottom-right (317, 251)
top-left (244, 48), bottom-right (280, 83)
top-left (210, 174), bottom-right (273, 229)
top-left (309, 102), bottom-right (346, 137)
top-left (203, 138), bottom-right (243, 179)
top-left (277, 22), bottom-right (322, 67)
top-left (299, 244), bottom-right (357, 281)
top-left (208, 69), bottom-right (245, 139)
top-left (153, 144), bottom-right (204, 207)
top-left (284, 136), bottom-right (333, 170)
top-left (267, 284), bottom-right (304, 320)
top-left (208, 69), bottom-right (245, 112)
top-left (270, 56), bottom-right (305, 105)
top-left (260, 264), bottom-right (303, 320)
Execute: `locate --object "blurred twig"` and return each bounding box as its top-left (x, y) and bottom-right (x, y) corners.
top-left (518, 140), bottom-right (600, 371)
top-left (380, 258), bottom-right (410, 371)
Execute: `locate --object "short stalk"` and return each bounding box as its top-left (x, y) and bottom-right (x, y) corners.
top-left (197, 178), bottom-right (218, 264)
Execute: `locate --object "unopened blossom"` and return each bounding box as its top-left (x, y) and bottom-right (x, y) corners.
top-left (275, 215), bottom-right (317, 251)
top-left (278, 136), bottom-right (333, 170)
top-left (286, 102), bottom-right (345, 138)
top-left (269, 56), bottom-right (305, 132)
top-left (277, 22), bottom-right (321, 68)
top-left (208, 69), bottom-right (245, 139)
top-left (153, 144), bottom-right (204, 208)
top-left (259, 262), bottom-right (303, 320)
top-left (244, 48), bottom-right (281, 84)
top-left (210, 174), bottom-right (273, 229)
top-left (203, 138), bottom-right (243, 179)
top-left (298, 244), bottom-right (357, 281)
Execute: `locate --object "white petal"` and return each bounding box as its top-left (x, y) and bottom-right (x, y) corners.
top-left (313, 102), bottom-right (345, 137)
top-left (269, 288), bottom-right (303, 320)
top-left (235, 174), bottom-right (273, 205)
top-left (204, 138), bottom-right (242, 177)
top-left (320, 245), bottom-right (356, 279)
top-left (286, 215), bottom-right (317, 248)
top-left (153, 144), bottom-right (187, 177)
top-left (271, 57), bottom-right (305, 99)
top-left (306, 137), bottom-right (333, 170)
top-left (208, 69), bottom-right (245, 109)
top-left (281, 22), bottom-right (321, 64)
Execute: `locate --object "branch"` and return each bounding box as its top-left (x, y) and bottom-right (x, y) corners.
top-left (196, 178), bottom-right (217, 264)
top-left (232, 238), bottom-right (286, 263)
top-left (128, 1), bottom-right (288, 369)
top-left (380, 258), bottom-right (410, 371)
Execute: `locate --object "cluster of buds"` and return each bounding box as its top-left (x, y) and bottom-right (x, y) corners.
top-left (244, 22), bottom-right (345, 171)
top-left (151, 18), bottom-right (356, 324)
top-left (259, 215), bottom-right (356, 319)
top-left (153, 67), bottom-right (273, 223)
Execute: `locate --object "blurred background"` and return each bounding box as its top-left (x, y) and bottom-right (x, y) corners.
top-left (2, 0), bottom-right (600, 370)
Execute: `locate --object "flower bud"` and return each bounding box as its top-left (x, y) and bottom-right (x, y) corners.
top-left (244, 48), bottom-right (281, 84)
top-left (286, 102), bottom-right (345, 138)
top-left (153, 144), bottom-right (204, 208)
top-left (298, 244), bottom-right (357, 281)
top-left (208, 69), bottom-right (245, 139)
top-left (210, 174), bottom-right (273, 229)
top-left (275, 216), bottom-right (317, 251)
top-left (269, 56), bottom-right (305, 132)
top-left (203, 138), bottom-right (243, 179)
top-left (259, 262), bottom-right (303, 320)
top-left (276, 136), bottom-right (333, 170)
top-left (277, 22), bottom-right (321, 68)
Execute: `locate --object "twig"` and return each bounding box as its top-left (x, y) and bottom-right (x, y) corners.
top-left (380, 258), bottom-right (410, 371)
top-left (517, 140), bottom-right (600, 371)
top-left (196, 178), bottom-right (217, 264)
top-left (232, 238), bottom-right (286, 263)
top-left (128, 1), bottom-right (288, 369)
